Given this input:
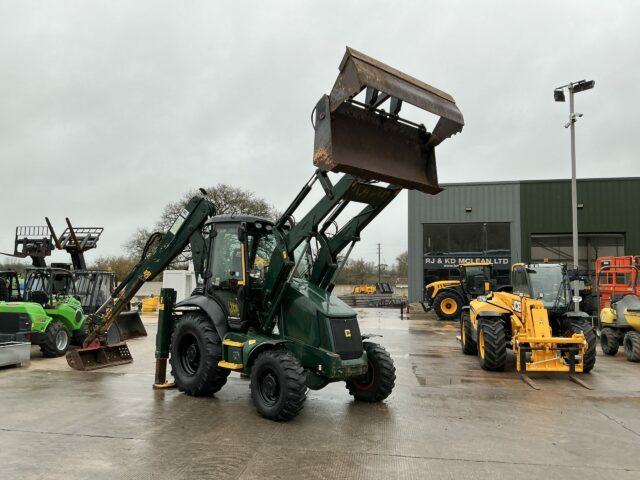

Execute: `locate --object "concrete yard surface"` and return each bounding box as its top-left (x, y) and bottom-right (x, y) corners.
top-left (1, 309), bottom-right (639, 480)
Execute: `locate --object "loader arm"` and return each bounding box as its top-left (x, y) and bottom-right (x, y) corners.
top-left (257, 47), bottom-right (464, 332)
top-left (81, 194), bottom-right (215, 347)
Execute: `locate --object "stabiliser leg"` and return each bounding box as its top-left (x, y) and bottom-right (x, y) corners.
top-left (153, 288), bottom-right (177, 389)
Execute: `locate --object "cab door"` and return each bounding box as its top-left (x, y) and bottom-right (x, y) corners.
top-left (208, 224), bottom-right (247, 327)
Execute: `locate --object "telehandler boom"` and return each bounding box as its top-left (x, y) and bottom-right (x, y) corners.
top-left (67, 47), bottom-right (465, 420)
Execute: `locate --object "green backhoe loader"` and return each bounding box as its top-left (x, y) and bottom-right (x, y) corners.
top-left (67, 47), bottom-right (465, 421)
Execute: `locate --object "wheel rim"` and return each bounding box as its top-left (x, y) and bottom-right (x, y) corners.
top-left (461, 320), bottom-right (466, 345)
top-left (179, 333), bottom-right (201, 375)
top-left (441, 298), bottom-right (458, 315)
top-left (478, 329), bottom-right (485, 359)
top-left (352, 359), bottom-right (376, 391)
top-left (258, 368), bottom-right (281, 406)
top-left (56, 330), bottom-right (68, 350)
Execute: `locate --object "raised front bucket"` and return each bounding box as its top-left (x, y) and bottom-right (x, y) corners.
top-left (114, 311), bottom-right (147, 340)
top-left (313, 47), bottom-right (464, 195)
top-left (66, 342), bottom-right (132, 371)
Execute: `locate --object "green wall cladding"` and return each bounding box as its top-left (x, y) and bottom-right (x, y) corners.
top-left (520, 178), bottom-right (640, 261)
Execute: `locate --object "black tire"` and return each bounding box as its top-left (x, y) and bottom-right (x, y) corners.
top-left (169, 312), bottom-right (229, 396)
top-left (346, 342), bottom-right (396, 402)
top-left (433, 291), bottom-right (463, 320)
top-left (460, 311), bottom-right (477, 355)
top-left (250, 349), bottom-right (307, 421)
top-left (570, 321), bottom-right (596, 373)
top-left (600, 327), bottom-right (619, 356)
top-left (40, 321), bottom-right (71, 357)
top-left (623, 331), bottom-right (640, 362)
top-left (477, 321), bottom-right (507, 371)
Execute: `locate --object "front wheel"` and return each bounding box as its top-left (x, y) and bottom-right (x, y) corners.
top-left (600, 327), bottom-right (620, 356)
top-left (250, 350), bottom-right (307, 421)
top-left (568, 321), bottom-right (596, 373)
top-left (623, 331), bottom-right (640, 362)
top-left (346, 342), bottom-right (396, 402)
top-left (40, 321), bottom-right (70, 357)
top-left (169, 312), bottom-right (229, 396)
top-left (433, 291), bottom-right (463, 320)
top-left (477, 321), bottom-right (507, 371)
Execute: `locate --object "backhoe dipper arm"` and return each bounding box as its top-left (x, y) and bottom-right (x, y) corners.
top-left (83, 195), bottom-right (215, 347)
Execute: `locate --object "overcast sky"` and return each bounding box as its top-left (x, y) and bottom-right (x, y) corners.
top-left (1, 1), bottom-right (639, 268)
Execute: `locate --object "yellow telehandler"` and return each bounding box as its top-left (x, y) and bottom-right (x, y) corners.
top-left (460, 263), bottom-right (596, 386)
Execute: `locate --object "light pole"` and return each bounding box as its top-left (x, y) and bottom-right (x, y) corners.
top-left (554, 79), bottom-right (595, 312)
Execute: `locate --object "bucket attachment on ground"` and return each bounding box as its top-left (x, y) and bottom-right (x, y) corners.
top-left (114, 311), bottom-right (147, 340)
top-left (66, 342), bottom-right (132, 371)
top-left (313, 47), bottom-right (464, 195)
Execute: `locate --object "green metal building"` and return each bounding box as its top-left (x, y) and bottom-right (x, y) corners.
top-left (408, 177), bottom-right (640, 301)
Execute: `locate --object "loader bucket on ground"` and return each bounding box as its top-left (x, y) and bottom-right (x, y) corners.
top-left (313, 47), bottom-right (464, 195)
top-left (114, 310), bottom-right (147, 340)
top-left (66, 342), bottom-right (132, 371)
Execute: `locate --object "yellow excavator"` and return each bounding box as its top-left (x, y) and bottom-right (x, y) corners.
top-left (460, 263), bottom-right (596, 388)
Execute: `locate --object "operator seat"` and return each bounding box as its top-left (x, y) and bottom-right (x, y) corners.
top-left (27, 290), bottom-right (49, 307)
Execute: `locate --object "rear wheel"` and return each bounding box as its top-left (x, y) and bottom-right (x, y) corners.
top-left (250, 349), bottom-right (307, 421)
top-left (169, 312), bottom-right (229, 396)
top-left (346, 342), bottom-right (396, 402)
top-left (569, 320), bottom-right (596, 373)
top-left (40, 321), bottom-right (70, 357)
top-left (623, 331), bottom-right (640, 362)
top-left (460, 311), bottom-right (477, 355)
top-left (433, 291), bottom-right (462, 320)
top-left (477, 321), bottom-right (507, 371)
top-left (600, 327), bottom-right (620, 356)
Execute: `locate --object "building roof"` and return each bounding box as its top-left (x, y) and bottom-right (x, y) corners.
top-left (440, 176), bottom-right (640, 188)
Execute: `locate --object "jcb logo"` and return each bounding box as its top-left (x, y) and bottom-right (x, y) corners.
top-left (344, 329), bottom-right (352, 338)
top-left (513, 300), bottom-right (522, 313)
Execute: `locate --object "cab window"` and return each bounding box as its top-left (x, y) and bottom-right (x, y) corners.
top-left (511, 267), bottom-right (531, 297)
top-left (209, 225), bottom-right (245, 288)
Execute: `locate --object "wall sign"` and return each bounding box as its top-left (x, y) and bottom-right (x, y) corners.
top-left (424, 254), bottom-right (511, 269)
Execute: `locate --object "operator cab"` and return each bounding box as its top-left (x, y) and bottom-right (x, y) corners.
top-left (203, 215), bottom-right (277, 331)
top-left (74, 271), bottom-right (114, 313)
top-left (0, 271), bottom-right (22, 302)
top-left (24, 268), bottom-right (77, 307)
top-left (460, 262), bottom-right (493, 296)
top-left (511, 263), bottom-right (570, 313)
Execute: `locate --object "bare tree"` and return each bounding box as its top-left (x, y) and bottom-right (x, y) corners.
top-left (124, 184), bottom-right (276, 268)
top-left (91, 255), bottom-right (139, 283)
top-left (395, 251), bottom-right (408, 278)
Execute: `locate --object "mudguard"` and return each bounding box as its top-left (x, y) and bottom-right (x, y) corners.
top-left (175, 295), bottom-right (228, 340)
